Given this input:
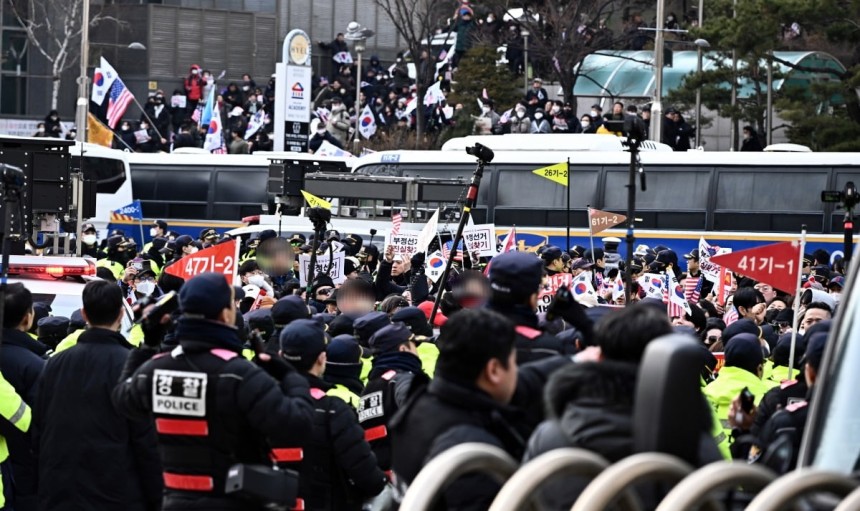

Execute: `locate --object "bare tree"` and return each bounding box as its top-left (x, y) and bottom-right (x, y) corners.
top-left (373, 0), bottom-right (450, 146)
top-left (486, 0), bottom-right (630, 107)
top-left (6, 0), bottom-right (116, 111)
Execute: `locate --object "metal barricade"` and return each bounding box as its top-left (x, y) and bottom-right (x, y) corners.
top-left (746, 468), bottom-right (859, 511)
top-left (655, 461), bottom-right (777, 511)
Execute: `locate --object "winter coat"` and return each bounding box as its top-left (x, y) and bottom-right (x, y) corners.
top-left (327, 105), bottom-right (351, 146)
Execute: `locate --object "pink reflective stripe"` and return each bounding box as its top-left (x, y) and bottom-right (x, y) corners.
top-left (210, 349), bottom-right (238, 361)
top-left (515, 325), bottom-right (542, 340)
top-left (382, 370), bottom-right (397, 381)
top-left (152, 353), bottom-right (168, 360)
top-left (309, 388), bottom-right (326, 400)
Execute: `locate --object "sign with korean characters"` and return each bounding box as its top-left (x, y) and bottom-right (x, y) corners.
top-left (298, 251), bottom-right (346, 287)
top-left (463, 224), bottom-right (497, 257)
top-left (386, 229), bottom-right (422, 259)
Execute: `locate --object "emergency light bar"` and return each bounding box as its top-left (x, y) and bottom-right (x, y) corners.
top-left (7, 256), bottom-right (96, 278)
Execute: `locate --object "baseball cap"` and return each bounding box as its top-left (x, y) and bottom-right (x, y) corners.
top-left (353, 311), bottom-right (391, 346)
top-left (174, 235), bottom-right (194, 251)
top-left (540, 246), bottom-right (563, 263)
top-left (489, 252), bottom-right (542, 299)
top-left (724, 333), bottom-right (764, 372)
top-left (200, 228), bottom-right (218, 241)
top-left (571, 258), bottom-right (594, 270)
top-left (683, 249), bottom-right (700, 260)
top-left (391, 307), bottom-right (433, 337)
top-left (369, 323), bottom-right (414, 355)
top-left (326, 334), bottom-right (364, 379)
top-left (271, 295), bottom-right (312, 326)
top-left (279, 319), bottom-right (328, 369)
top-left (153, 220), bottom-right (168, 230)
top-left (82, 223), bottom-right (97, 233)
top-left (180, 273), bottom-right (234, 319)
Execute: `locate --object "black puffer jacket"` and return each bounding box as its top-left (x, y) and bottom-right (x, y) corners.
top-left (523, 360), bottom-right (638, 510)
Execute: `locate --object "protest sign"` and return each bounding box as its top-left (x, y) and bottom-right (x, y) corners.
top-left (166, 240), bottom-right (238, 284)
top-left (385, 229), bottom-right (422, 260)
top-left (537, 273), bottom-right (574, 314)
top-left (463, 223), bottom-right (496, 257)
top-left (298, 251), bottom-right (346, 287)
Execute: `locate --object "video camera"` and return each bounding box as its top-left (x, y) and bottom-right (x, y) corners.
top-left (821, 181), bottom-right (859, 210)
top-left (465, 143), bottom-right (495, 162)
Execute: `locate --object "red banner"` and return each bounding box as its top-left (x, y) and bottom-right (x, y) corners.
top-left (165, 240), bottom-right (238, 284)
top-left (710, 240), bottom-right (801, 294)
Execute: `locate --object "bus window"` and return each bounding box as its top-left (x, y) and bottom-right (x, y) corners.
top-left (72, 155), bottom-right (126, 194)
top-left (715, 169), bottom-right (827, 212)
top-left (496, 167), bottom-right (600, 208)
top-left (604, 168), bottom-right (710, 211)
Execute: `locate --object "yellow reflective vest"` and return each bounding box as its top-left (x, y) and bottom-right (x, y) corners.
top-left (327, 384), bottom-right (361, 409)
top-left (0, 373), bottom-right (31, 507)
top-left (704, 366), bottom-right (778, 457)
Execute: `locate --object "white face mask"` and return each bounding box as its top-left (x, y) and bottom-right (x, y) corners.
top-left (257, 95), bottom-right (264, 102)
top-left (317, 129), bottom-right (327, 135)
top-left (185, 246), bottom-right (198, 255)
top-left (149, 227), bottom-right (159, 237)
top-left (136, 281), bottom-right (156, 296)
top-left (481, 106), bottom-right (490, 113)
top-left (248, 274), bottom-right (268, 288)
top-left (82, 234), bottom-right (97, 245)
top-left (591, 110), bottom-right (599, 117)
top-left (551, 106), bottom-right (560, 114)
top-left (534, 112), bottom-right (544, 120)
top-left (242, 85), bottom-right (250, 91)
top-left (37, 127), bottom-right (45, 133)
top-left (581, 120), bottom-right (591, 128)
top-left (191, 69), bottom-right (198, 75)
top-left (516, 110), bottom-right (525, 118)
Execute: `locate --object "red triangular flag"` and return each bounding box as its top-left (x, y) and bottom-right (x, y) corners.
top-left (710, 240), bottom-right (801, 294)
top-left (165, 239), bottom-right (238, 284)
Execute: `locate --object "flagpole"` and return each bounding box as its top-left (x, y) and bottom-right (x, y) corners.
top-left (587, 206), bottom-right (596, 265)
top-left (566, 157), bottom-right (571, 252)
top-left (787, 225), bottom-right (807, 380)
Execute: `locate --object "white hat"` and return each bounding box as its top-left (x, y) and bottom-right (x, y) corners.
top-left (242, 284), bottom-right (261, 301)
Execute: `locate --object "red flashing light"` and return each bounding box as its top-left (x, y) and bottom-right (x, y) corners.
top-left (9, 262), bottom-right (95, 278)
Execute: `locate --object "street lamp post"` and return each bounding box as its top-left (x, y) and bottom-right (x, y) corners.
top-left (694, 38), bottom-right (709, 148)
top-left (651, 0), bottom-right (666, 144)
top-left (345, 21), bottom-right (374, 154)
top-left (75, 0), bottom-right (91, 144)
top-left (521, 29), bottom-right (529, 90)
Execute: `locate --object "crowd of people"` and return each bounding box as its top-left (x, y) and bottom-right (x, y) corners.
top-left (0, 213), bottom-right (844, 509)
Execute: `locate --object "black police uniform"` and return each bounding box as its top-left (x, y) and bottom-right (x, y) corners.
top-left (751, 378), bottom-right (808, 437)
top-left (750, 400), bottom-right (808, 473)
top-left (113, 317), bottom-right (315, 510)
top-left (0, 329), bottom-right (45, 510)
top-left (269, 373), bottom-right (387, 510)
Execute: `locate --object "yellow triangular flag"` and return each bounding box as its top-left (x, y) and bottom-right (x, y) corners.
top-left (86, 112), bottom-right (113, 147)
top-left (301, 190), bottom-right (332, 210)
top-left (532, 162), bottom-right (568, 186)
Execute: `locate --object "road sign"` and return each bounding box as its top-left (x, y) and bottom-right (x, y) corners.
top-left (710, 240), bottom-right (801, 293)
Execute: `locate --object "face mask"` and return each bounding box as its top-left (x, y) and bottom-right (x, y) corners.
top-left (242, 85), bottom-right (250, 91)
top-left (257, 95), bottom-right (264, 102)
top-left (591, 110), bottom-right (599, 117)
top-left (192, 69), bottom-right (198, 75)
top-left (122, 124), bottom-right (129, 130)
top-left (185, 246), bottom-right (198, 255)
top-left (248, 274), bottom-right (268, 288)
top-left (551, 106), bottom-right (560, 114)
top-left (149, 227), bottom-right (159, 237)
top-left (534, 112), bottom-right (544, 120)
top-left (136, 281), bottom-right (156, 296)
top-left (516, 110), bottom-right (525, 117)
top-left (82, 234), bottom-right (97, 245)
top-left (582, 120), bottom-right (591, 128)
top-left (37, 127), bottom-right (45, 133)
top-left (481, 106), bottom-right (490, 114)
top-left (141, 124), bottom-right (148, 129)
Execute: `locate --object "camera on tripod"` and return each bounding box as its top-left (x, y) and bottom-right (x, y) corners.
top-left (821, 181), bottom-right (859, 210)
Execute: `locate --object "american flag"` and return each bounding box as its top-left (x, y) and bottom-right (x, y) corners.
top-left (684, 276), bottom-right (703, 303)
top-left (724, 307), bottom-right (739, 326)
top-left (441, 240), bottom-right (463, 262)
top-left (663, 272), bottom-right (692, 319)
top-left (391, 210), bottom-right (402, 235)
top-left (106, 78), bottom-right (134, 128)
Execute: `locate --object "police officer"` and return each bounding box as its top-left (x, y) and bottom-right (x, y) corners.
top-left (359, 323), bottom-right (430, 471)
top-left (391, 306), bottom-right (439, 377)
top-left (1, 284), bottom-right (45, 510)
top-left (487, 252), bottom-right (575, 363)
top-left (142, 220), bottom-right (168, 253)
top-left (324, 335), bottom-right (365, 408)
top-left (703, 333), bottom-right (777, 457)
top-left (745, 329), bottom-right (827, 472)
top-left (277, 320), bottom-right (387, 509)
top-left (0, 374), bottom-right (31, 510)
top-left (113, 272), bottom-right (315, 510)
top-left (79, 223), bottom-right (100, 258)
top-left (96, 235), bottom-right (134, 280)
top-left (540, 246), bottom-right (565, 276)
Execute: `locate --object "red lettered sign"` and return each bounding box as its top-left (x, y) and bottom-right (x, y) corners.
top-left (165, 240), bottom-right (238, 283)
top-left (710, 240), bottom-right (801, 294)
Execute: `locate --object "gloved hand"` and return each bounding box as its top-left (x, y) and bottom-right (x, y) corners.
top-left (253, 353), bottom-right (296, 381)
top-left (140, 313), bottom-right (170, 348)
top-left (410, 252), bottom-right (426, 270)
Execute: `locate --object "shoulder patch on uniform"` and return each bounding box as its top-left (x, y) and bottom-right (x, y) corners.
top-left (210, 349), bottom-right (238, 361)
top-left (515, 325), bottom-right (542, 340)
top-left (309, 388), bottom-right (326, 400)
top-left (152, 352), bottom-right (168, 360)
top-left (780, 379), bottom-right (798, 390)
top-left (785, 400), bottom-right (808, 412)
top-left (382, 370), bottom-right (397, 381)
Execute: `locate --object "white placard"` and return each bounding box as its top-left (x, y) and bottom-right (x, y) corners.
top-left (299, 251), bottom-right (345, 287)
top-left (463, 224), bottom-right (497, 257)
top-left (285, 65), bottom-right (312, 123)
top-left (385, 229), bottom-right (422, 259)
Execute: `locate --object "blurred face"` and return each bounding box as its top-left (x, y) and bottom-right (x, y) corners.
top-left (705, 328), bottom-right (721, 346)
top-left (337, 291), bottom-right (375, 315)
top-left (496, 351), bottom-right (518, 404)
top-left (672, 315), bottom-right (694, 328)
